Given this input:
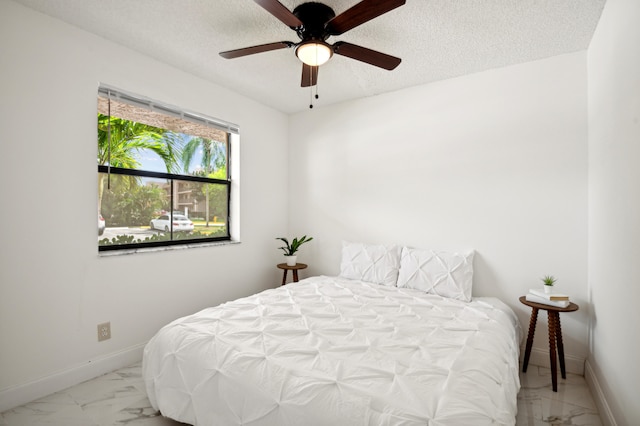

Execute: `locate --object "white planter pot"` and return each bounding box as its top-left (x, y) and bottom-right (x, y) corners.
top-left (285, 255), bottom-right (297, 266)
top-left (544, 285), bottom-right (553, 294)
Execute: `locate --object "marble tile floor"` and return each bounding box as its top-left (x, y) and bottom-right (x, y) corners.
top-left (516, 365), bottom-right (603, 426)
top-left (1, 363), bottom-right (603, 425)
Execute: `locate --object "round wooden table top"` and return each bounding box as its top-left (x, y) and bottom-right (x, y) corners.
top-left (519, 296), bottom-right (579, 312)
top-left (277, 263), bottom-right (308, 270)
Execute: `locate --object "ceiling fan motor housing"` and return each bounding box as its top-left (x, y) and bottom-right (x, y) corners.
top-left (292, 2), bottom-right (336, 42)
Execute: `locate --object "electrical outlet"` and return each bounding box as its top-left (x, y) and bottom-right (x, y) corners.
top-left (97, 322), bottom-right (111, 342)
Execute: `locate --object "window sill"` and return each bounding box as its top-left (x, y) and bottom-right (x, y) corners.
top-left (98, 240), bottom-right (240, 257)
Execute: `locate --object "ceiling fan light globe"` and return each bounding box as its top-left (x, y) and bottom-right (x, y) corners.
top-left (296, 42), bottom-right (332, 66)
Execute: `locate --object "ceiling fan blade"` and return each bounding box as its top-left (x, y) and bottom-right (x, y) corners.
top-left (220, 41), bottom-right (294, 59)
top-left (325, 0), bottom-right (406, 36)
top-left (301, 63), bottom-right (319, 87)
top-left (333, 41), bottom-right (401, 70)
top-left (254, 0), bottom-right (303, 28)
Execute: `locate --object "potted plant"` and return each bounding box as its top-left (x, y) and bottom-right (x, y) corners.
top-left (541, 275), bottom-right (557, 293)
top-left (276, 235), bottom-right (313, 266)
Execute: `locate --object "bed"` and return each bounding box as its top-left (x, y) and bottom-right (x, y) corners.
top-left (143, 243), bottom-right (521, 425)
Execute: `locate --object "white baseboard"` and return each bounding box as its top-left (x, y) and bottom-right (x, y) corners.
top-left (584, 360), bottom-right (617, 426)
top-left (523, 347), bottom-right (585, 375)
top-left (0, 342), bottom-right (146, 413)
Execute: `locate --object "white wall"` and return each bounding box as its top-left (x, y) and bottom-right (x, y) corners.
top-left (587, 0), bottom-right (640, 424)
top-left (0, 1), bottom-right (288, 410)
top-left (289, 53), bottom-right (589, 369)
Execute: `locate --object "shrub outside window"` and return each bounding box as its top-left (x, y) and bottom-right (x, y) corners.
top-left (97, 86), bottom-right (236, 251)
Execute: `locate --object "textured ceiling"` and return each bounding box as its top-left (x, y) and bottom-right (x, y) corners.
top-left (13, 0), bottom-right (605, 114)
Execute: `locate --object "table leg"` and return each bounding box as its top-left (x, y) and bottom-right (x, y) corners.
top-left (523, 307), bottom-right (539, 373)
top-left (293, 269), bottom-right (299, 282)
top-left (281, 270), bottom-right (288, 286)
top-left (548, 311), bottom-right (558, 392)
top-left (555, 312), bottom-right (567, 379)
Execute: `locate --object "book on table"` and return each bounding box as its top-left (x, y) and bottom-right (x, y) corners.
top-left (525, 293), bottom-right (570, 308)
top-left (529, 288), bottom-right (569, 301)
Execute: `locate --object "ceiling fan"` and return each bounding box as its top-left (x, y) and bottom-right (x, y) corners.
top-left (219, 0), bottom-right (406, 89)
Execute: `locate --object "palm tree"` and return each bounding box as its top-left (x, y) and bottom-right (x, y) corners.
top-left (97, 114), bottom-right (181, 213)
top-left (180, 137), bottom-right (226, 226)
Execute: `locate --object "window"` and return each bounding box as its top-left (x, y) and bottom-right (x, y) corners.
top-left (97, 86), bottom-right (238, 251)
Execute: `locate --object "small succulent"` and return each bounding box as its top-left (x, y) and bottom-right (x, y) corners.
top-left (541, 275), bottom-right (557, 286)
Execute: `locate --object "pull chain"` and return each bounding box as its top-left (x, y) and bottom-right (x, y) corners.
top-left (314, 56), bottom-right (319, 101)
top-left (309, 65), bottom-right (319, 109)
top-left (309, 49), bottom-right (320, 109)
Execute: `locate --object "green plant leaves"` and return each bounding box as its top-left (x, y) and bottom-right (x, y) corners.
top-left (541, 275), bottom-right (557, 286)
top-left (276, 235), bottom-right (313, 255)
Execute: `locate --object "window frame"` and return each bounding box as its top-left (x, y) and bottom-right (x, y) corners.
top-left (97, 85), bottom-right (236, 252)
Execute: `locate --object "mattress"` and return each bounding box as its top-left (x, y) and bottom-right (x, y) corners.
top-left (143, 275), bottom-right (521, 425)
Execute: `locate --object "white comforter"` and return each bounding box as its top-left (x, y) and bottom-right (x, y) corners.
top-left (143, 276), bottom-right (521, 425)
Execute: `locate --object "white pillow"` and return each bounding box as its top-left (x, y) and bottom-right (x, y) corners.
top-left (397, 247), bottom-right (475, 302)
top-left (339, 241), bottom-right (402, 286)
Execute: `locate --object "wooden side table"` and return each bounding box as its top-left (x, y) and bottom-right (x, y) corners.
top-left (519, 296), bottom-right (579, 392)
top-left (277, 263), bottom-right (307, 286)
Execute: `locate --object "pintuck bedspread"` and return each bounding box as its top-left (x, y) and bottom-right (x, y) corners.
top-left (143, 276), bottom-right (521, 425)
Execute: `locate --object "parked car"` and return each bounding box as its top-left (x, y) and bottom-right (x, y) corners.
top-left (98, 214), bottom-right (106, 236)
top-left (150, 214), bottom-right (194, 233)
